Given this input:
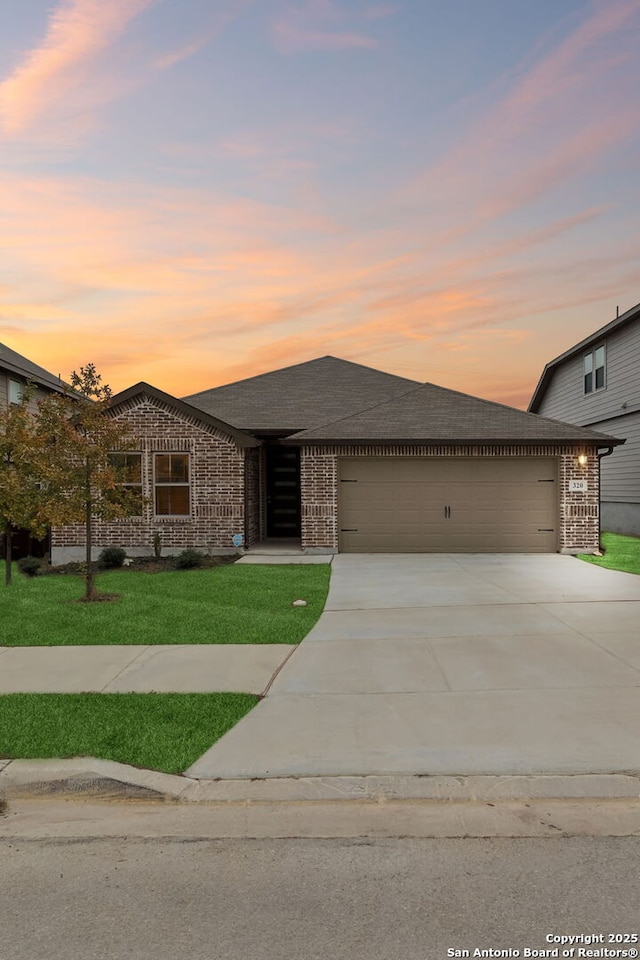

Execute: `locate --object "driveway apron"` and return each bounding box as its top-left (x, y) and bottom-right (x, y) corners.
top-left (186, 554), bottom-right (640, 779)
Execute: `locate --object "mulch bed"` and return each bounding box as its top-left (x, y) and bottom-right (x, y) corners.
top-left (30, 554), bottom-right (240, 576)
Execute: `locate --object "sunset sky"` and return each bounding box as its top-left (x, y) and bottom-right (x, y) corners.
top-left (1, 0), bottom-right (638, 408)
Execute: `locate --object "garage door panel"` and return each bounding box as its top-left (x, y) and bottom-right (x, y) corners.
top-left (338, 458), bottom-right (558, 553)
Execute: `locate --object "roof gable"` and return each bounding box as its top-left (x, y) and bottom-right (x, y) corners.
top-left (289, 381), bottom-right (624, 446)
top-left (182, 356), bottom-right (420, 432)
top-left (529, 302), bottom-right (640, 412)
top-left (109, 382), bottom-right (259, 448)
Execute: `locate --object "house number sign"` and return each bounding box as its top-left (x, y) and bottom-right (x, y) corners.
top-left (569, 479), bottom-right (588, 492)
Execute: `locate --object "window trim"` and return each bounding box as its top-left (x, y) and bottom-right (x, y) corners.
top-left (109, 451), bottom-right (143, 517)
top-left (8, 378), bottom-right (24, 406)
top-left (583, 343), bottom-right (606, 395)
top-left (153, 452), bottom-right (191, 517)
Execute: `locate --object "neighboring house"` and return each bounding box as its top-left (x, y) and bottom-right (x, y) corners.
top-left (0, 342), bottom-right (66, 413)
top-left (0, 342), bottom-right (68, 559)
top-left (51, 356), bottom-right (622, 561)
top-left (529, 302), bottom-right (640, 537)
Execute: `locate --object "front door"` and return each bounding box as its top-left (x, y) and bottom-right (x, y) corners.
top-left (266, 445), bottom-right (301, 537)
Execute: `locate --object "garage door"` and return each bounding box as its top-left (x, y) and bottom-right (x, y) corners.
top-left (338, 458), bottom-right (558, 553)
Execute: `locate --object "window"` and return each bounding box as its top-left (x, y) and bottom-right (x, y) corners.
top-left (110, 452), bottom-right (143, 515)
top-left (9, 379), bottom-right (23, 405)
top-left (154, 453), bottom-right (190, 516)
top-left (584, 345), bottom-right (605, 394)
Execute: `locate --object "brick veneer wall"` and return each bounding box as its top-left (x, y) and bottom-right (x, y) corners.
top-left (51, 394), bottom-right (249, 562)
top-left (300, 445), bottom-right (601, 553)
top-left (558, 450), bottom-right (600, 552)
top-left (244, 447), bottom-right (261, 548)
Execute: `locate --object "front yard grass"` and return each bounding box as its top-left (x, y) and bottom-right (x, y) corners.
top-left (579, 532), bottom-right (640, 575)
top-left (0, 692), bottom-right (259, 774)
top-left (0, 562), bottom-right (330, 646)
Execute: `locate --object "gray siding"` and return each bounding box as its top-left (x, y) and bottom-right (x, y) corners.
top-left (535, 320), bottom-right (640, 514)
top-left (0, 368), bottom-right (59, 413)
top-left (535, 321), bottom-right (640, 426)
top-left (592, 412), bottom-right (640, 504)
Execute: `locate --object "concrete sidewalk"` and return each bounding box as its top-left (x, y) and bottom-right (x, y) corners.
top-left (0, 644), bottom-right (294, 695)
top-left (0, 546), bottom-right (326, 696)
top-left (187, 555), bottom-right (640, 779)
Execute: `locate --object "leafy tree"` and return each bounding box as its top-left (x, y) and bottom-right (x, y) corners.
top-left (0, 386), bottom-right (52, 586)
top-left (36, 364), bottom-right (141, 601)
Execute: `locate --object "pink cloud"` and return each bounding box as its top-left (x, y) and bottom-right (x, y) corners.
top-left (272, 1), bottom-right (377, 53)
top-left (364, 4), bottom-right (402, 20)
top-left (154, 0), bottom-right (250, 70)
top-left (0, 0), bottom-right (154, 138)
top-left (273, 22), bottom-right (377, 52)
top-left (405, 0), bottom-right (640, 228)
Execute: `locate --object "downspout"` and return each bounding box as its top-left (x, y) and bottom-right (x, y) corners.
top-left (596, 446), bottom-right (615, 549)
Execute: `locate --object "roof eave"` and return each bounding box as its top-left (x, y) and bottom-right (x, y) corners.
top-left (0, 359), bottom-right (68, 394)
top-left (289, 435), bottom-right (625, 447)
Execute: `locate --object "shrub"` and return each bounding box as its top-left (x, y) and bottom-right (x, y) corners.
top-left (17, 556), bottom-right (43, 577)
top-left (174, 549), bottom-right (205, 570)
top-left (99, 547), bottom-right (127, 569)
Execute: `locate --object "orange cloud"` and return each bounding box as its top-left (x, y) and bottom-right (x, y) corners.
top-left (0, 0), bottom-right (154, 138)
top-left (0, 145), bottom-right (636, 406)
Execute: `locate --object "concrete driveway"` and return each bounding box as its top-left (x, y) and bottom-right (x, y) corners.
top-left (187, 554), bottom-right (640, 779)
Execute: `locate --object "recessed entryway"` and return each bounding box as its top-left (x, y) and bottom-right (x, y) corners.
top-left (265, 445), bottom-right (301, 538)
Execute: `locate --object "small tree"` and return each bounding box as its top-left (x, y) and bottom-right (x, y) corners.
top-left (0, 388), bottom-right (52, 585)
top-left (37, 364), bottom-right (141, 601)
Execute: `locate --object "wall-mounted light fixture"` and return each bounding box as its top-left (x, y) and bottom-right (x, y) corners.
top-left (577, 453), bottom-right (588, 466)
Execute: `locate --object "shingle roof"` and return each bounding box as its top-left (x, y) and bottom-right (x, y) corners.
top-left (288, 381), bottom-right (624, 446)
top-left (529, 301), bottom-right (640, 412)
top-left (110, 382), bottom-right (260, 448)
top-left (183, 356), bottom-right (421, 432)
top-left (0, 342), bottom-right (67, 393)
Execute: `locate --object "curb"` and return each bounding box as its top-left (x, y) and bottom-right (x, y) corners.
top-left (2, 758), bottom-right (640, 803)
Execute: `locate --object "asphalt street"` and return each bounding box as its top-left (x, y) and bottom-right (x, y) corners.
top-left (2, 823), bottom-right (639, 960)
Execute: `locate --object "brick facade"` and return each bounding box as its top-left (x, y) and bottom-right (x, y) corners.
top-left (244, 447), bottom-right (262, 548)
top-left (52, 399), bottom-right (603, 560)
top-left (558, 450), bottom-right (600, 552)
top-left (51, 394), bottom-right (251, 562)
top-left (300, 444), bottom-right (601, 553)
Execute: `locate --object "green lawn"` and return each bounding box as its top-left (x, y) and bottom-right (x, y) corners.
top-left (579, 532), bottom-right (640, 575)
top-left (0, 693), bottom-right (259, 774)
top-left (0, 563), bottom-right (330, 646)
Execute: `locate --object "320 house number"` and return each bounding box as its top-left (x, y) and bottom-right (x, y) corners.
top-left (569, 479), bottom-right (588, 492)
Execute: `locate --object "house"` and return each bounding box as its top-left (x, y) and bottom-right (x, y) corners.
top-left (51, 356), bottom-right (623, 562)
top-left (529, 301), bottom-right (640, 536)
top-left (0, 342), bottom-right (66, 413)
top-left (1, 342), bottom-right (68, 560)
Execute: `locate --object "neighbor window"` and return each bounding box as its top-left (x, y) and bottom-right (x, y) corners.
top-left (8, 379), bottom-right (23, 405)
top-left (154, 453), bottom-right (190, 516)
top-left (109, 452), bottom-right (143, 515)
top-left (584, 345), bottom-right (605, 394)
